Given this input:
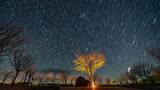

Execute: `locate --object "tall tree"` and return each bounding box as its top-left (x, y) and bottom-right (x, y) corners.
top-left (10, 50), bottom-right (33, 84)
top-left (117, 74), bottom-right (129, 85)
top-left (148, 48), bottom-right (160, 61)
top-left (0, 23), bottom-right (24, 56)
top-left (23, 65), bottom-right (36, 84)
top-left (69, 76), bottom-right (76, 85)
top-left (59, 73), bottom-right (69, 84)
top-left (93, 74), bottom-right (103, 85)
top-left (148, 48), bottom-right (160, 76)
top-left (74, 52), bottom-right (105, 86)
top-left (125, 72), bottom-right (138, 84)
top-left (0, 70), bottom-right (13, 84)
top-left (130, 63), bottom-right (155, 83)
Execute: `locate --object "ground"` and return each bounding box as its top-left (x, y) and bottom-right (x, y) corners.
top-left (0, 86), bottom-right (160, 90)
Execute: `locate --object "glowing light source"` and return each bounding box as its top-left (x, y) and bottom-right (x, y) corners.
top-left (128, 67), bottom-right (131, 72)
top-left (91, 82), bottom-right (96, 88)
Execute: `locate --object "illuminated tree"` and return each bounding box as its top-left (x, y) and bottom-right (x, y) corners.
top-left (74, 52), bottom-right (105, 86)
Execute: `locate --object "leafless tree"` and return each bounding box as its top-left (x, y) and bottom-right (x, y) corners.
top-left (97, 77), bottom-right (103, 85)
top-left (148, 48), bottom-right (160, 61)
top-left (44, 73), bottom-right (57, 83)
top-left (106, 78), bottom-right (112, 85)
top-left (126, 72), bottom-right (138, 84)
top-left (69, 76), bottom-right (76, 85)
top-left (0, 23), bottom-right (24, 56)
top-left (117, 74), bottom-right (129, 85)
top-left (23, 65), bottom-right (36, 84)
top-left (0, 70), bottom-right (13, 84)
top-left (59, 73), bottom-right (69, 84)
top-left (93, 74), bottom-right (103, 85)
top-left (131, 63), bottom-right (155, 80)
top-left (148, 48), bottom-right (160, 76)
top-left (10, 50), bottom-right (33, 84)
top-left (32, 72), bottom-right (45, 85)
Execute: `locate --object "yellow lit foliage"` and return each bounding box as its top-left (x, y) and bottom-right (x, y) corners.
top-left (74, 52), bottom-right (105, 81)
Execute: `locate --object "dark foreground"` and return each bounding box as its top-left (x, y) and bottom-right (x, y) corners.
top-left (0, 86), bottom-right (160, 90)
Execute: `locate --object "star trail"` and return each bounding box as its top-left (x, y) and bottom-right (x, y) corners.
top-left (0, 0), bottom-right (160, 79)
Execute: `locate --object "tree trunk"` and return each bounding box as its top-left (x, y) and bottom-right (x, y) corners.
top-left (1, 72), bottom-right (11, 84)
top-left (27, 75), bottom-right (31, 84)
top-left (38, 79), bottom-right (42, 85)
top-left (2, 75), bottom-right (8, 84)
top-left (65, 79), bottom-right (67, 85)
top-left (24, 73), bottom-right (28, 83)
top-left (11, 71), bottom-right (19, 84)
top-left (30, 77), bottom-right (33, 85)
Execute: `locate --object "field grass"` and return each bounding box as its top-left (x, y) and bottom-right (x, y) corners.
top-left (0, 84), bottom-right (160, 90)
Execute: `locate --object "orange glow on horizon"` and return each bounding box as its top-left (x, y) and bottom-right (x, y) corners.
top-left (91, 82), bottom-right (96, 88)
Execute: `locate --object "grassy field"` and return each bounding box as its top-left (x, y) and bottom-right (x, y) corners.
top-left (0, 85), bottom-right (160, 90)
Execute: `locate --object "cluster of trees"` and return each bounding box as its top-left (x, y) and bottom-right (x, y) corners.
top-left (46, 73), bottom-right (77, 85)
top-left (117, 63), bottom-right (156, 85)
top-left (117, 48), bottom-right (160, 85)
top-left (0, 23), bottom-right (106, 86)
top-left (1, 23), bottom-right (159, 86)
top-left (0, 23), bottom-right (36, 85)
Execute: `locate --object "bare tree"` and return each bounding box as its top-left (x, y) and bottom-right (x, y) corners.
top-left (0, 70), bottom-right (13, 84)
top-left (0, 24), bottom-right (24, 56)
top-left (97, 77), bottom-right (103, 85)
top-left (59, 73), bottom-right (69, 84)
top-left (117, 74), bottom-right (129, 85)
top-left (46, 72), bottom-right (57, 83)
top-left (93, 74), bottom-right (103, 85)
top-left (10, 50), bottom-right (33, 84)
top-left (23, 65), bottom-right (36, 84)
top-left (148, 48), bottom-right (160, 61)
top-left (69, 76), bottom-right (76, 85)
top-left (148, 48), bottom-right (160, 76)
top-left (32, 72), bottom-right (44, 85)
top-left (106, 78), bottom-right (112, 85)
top-left (131, 63), bottom-right (155, 80)
top-left (125, 72), bottom-right (138, 84)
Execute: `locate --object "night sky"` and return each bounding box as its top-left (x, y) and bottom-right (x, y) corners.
top-left (0, 0), bottom-right (160, 79)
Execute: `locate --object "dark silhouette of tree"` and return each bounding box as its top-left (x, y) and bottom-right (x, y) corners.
top-left (69, 76), bottom-right (76, 85)
top-left (130, 63), bottom-right (155, 83)
top-left (117, 74), bottom-right (128, 85)
top-left (125, 72), bottom-right (138, 84)
top-left (148, 48), bottom-right (160, 61)
top-left (117, 63), bottom-right (156, 85)
top-left (59, 73), bottom-right (69, 84)
top-left (10, 50), bottom-right (33, 84)
top-left (0, 24), bottom-right (24, 56)
top-left (0, 70), bottom-right (13, 84)
top-left (23, 65), bottom-right (36, 84)
top-left (105, 78), bottom-right (110, 85)
top-left (37, 73), bottom-right (44, 85)
top-left (46, 72), bottom-right (56, 83)
top-left (93, 74), bottom-right (103, 85)
top-left (148, 48), bottom-right (160, 76)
